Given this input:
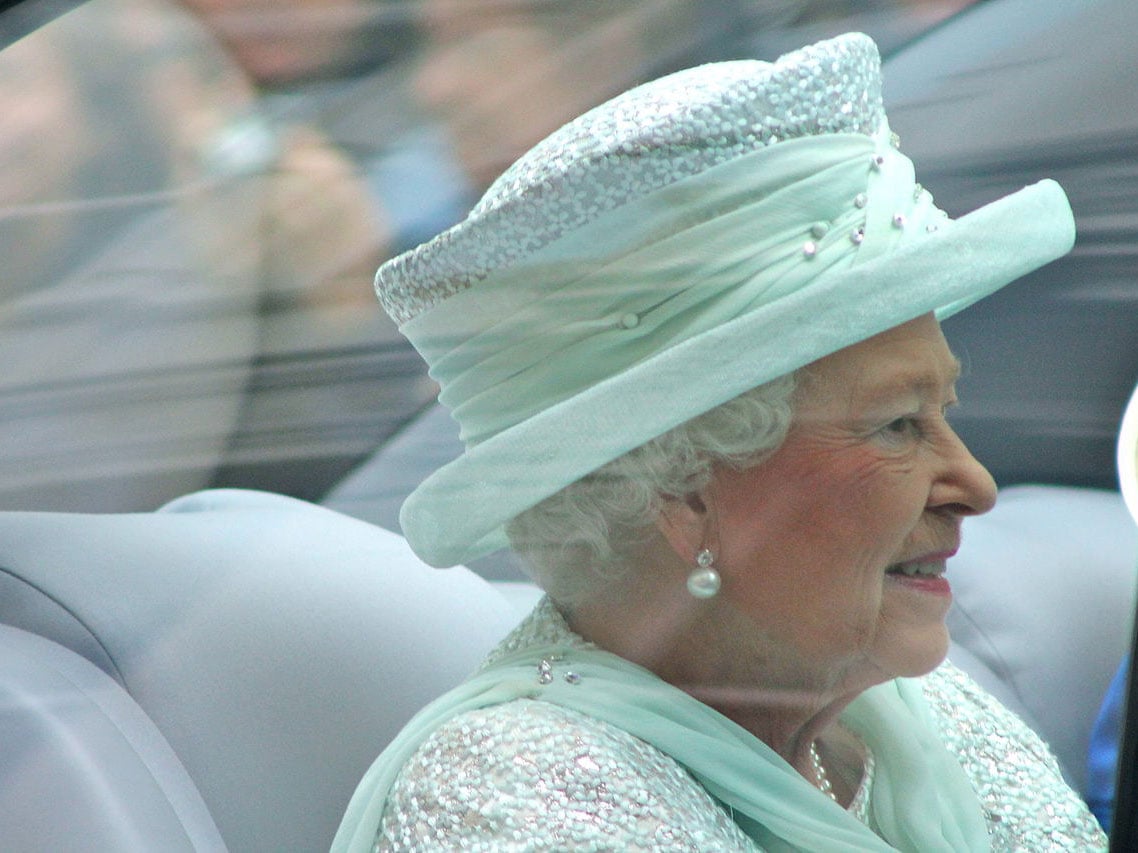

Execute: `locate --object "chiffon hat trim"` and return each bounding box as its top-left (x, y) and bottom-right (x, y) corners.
top-left (376, 33), bottom-right (1076, 567)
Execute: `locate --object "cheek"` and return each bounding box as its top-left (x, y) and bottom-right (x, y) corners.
top-left (763, 455), bottom-right (903, 560)
top-left (824, 452), bottom-right (928, 544)
top-left (715, 453), bottom-right (920, 634)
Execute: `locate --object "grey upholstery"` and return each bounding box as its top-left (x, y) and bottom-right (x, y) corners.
top-left (0, 624), bottom-right (224, 852)
top-left (0, 483), bottom-right (1133, 850)
top-left (0, 490), bottom-right (526, 852)
top-left (946, 485), bottom-right (1138, 792)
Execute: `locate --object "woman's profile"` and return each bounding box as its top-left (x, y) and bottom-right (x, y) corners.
top-left (335, 33), bottom-right (1104, 851)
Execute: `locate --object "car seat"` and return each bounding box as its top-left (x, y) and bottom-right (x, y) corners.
top-left (0, 489), bottom-right (529, 851)
top-left (0, 483), bottom-right (1133, 849)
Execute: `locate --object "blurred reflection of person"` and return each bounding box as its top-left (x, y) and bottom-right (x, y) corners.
top-left (386, 0), bottom-right (978, 258)
top-left (389, 0), bottom-right (755, 250)
top-left (188, 0), bottom-right (754, 255)
top-left (0, 32), bottom-right (89, 296)
top-left (0, 0), bottom-right (265, 510)
top-left (169, 0), bottom-right (442, 501)
top-left (0, 0), bottom-right (414, 509)
top-left (178, 0), bottom-right (406, 90)
top-left (183, 0), bottom-right (766, 515)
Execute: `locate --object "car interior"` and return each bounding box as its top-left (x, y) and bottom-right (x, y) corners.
top-left (0, 0), bottom-right (1135, 850)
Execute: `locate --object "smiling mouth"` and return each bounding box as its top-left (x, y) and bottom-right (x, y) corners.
top-left (885, 561), bottom-right (945, 577)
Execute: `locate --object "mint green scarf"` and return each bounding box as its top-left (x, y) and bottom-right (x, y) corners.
top-left (332, 639), bottom-right (990, 852)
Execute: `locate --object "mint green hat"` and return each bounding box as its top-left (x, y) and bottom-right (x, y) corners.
top-left (376, 32), bottom-right (1076, 567)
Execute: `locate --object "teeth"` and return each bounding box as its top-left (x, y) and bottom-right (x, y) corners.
top-left (894, 562), bottom-right (941, 577)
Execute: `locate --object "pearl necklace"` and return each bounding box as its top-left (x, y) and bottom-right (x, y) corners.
top-left (810, 741), bottom-right (838, 803)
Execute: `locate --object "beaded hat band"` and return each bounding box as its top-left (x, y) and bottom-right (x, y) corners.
top-left (376, 33), bottom-right (1076, 567)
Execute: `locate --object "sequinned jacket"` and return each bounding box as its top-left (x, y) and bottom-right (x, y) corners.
top-left (376, 600), bottom-right (1106, 852)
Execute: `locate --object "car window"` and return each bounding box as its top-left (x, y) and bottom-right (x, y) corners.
top-left (0, 0), bottom-right (984, 517)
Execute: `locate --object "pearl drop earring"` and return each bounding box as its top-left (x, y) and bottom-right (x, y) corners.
top-left (687, 548), bottom-right (721, 598)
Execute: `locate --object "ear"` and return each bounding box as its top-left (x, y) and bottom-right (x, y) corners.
top-left (654, 488), bottom-right (711, 564)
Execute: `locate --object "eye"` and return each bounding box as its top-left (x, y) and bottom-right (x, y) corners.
top-left (877, 416), bottom-right (921, 443)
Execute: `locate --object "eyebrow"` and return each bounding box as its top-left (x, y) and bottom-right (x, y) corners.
top-left (858, 354), bottom-right (964, 408)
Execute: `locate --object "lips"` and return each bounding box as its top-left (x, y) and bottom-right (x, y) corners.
top-left (884, 549), bottom-right (956, 596)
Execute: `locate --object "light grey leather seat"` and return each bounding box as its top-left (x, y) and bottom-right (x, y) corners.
top-left (946, 484), bottom-right (1137, 792)
top-left (0, 489), bottom-right (528, 852)
top-left (0, 624), bottom-right (224, 851)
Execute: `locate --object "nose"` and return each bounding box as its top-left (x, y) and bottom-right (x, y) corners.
top-left (929, 425), bottom-right (998, 517)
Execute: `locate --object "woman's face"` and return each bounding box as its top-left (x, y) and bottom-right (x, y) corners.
top-left (180, 0), bottom-right (376, 85)
top-left (411, 1), bottom-right (643, 189)
top-left (710, 313), bottom-right (996, 694)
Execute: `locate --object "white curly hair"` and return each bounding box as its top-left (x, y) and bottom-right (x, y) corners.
top-left (505, 372), bottom-right (797, 605)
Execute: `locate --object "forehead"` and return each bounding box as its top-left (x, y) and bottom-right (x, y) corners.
top-left (797, 315), bottom-right (961, 406)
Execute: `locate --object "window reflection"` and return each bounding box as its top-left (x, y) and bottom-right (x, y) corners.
top-left (0, 0), bottom-right (979, 513)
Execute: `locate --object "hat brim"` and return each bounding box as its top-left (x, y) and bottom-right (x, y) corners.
top-left (401, 179), bottom-right (1075, 566)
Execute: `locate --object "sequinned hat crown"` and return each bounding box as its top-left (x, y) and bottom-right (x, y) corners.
top-left (378, 34), bottom-right (883, 324)
top-left (376, 33), bottom-right (1075, 567)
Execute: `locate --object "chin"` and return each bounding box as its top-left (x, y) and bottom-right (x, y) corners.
top-left (876, 626), bottom-right (951, 680)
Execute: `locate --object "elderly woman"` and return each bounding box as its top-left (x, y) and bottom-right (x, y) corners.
top-left (334, 34), bottom-right (1106, 851)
